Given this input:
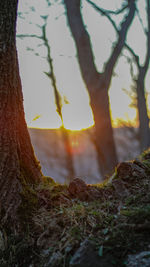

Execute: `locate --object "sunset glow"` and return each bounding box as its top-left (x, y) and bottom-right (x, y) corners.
top-left (62, 103), bottom-right (94, 131)
top-left (17, 0), bottom-right (148, 131)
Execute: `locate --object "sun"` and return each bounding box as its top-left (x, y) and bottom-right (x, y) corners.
top-left (62, 103), bottom-right (94, 131)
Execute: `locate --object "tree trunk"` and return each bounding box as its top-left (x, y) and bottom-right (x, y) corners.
top-left (136, 68), bottom-right (150, 152)
top-left (61, 127), bottom-right (75, 180)
top-left (90, 82), bottom-right (117, 176)
top-left (64, 0), bottom-right (136, 178)
top-left (0, 0), bottom-right (42, 227)
top-left (126, 0), bottom-right (150, 152)
top-left (42, 23), bottom-right (75, 180)
top-left (136, 0), bottom-right (150, 152)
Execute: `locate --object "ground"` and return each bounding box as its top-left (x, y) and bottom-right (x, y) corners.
top-left (0, 149), bottom-right (150, 266)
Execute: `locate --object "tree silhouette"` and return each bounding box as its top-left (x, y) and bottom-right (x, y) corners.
top-left (42, 16), bottom-right (75, 180)
top-left (125, 0), bottom-right (150, 152)
top-left (90, 0), bottom-right (150, 152)
top-left (64, 0), bottom-right (136, 177)
top-left (17, 9), bottom-right (75, 180)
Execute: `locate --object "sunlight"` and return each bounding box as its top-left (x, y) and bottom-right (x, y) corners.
top-left (17, 0), bottom-right (146, 131)
top-left (68, 133), bottom-right (85, 154)
top-left (62, 103), bottom-right (94, 131)
top-left (71, 140), bottom-right (79, 147)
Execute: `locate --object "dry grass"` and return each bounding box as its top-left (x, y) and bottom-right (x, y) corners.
top-left (1, 149), bottom-right (150, 266)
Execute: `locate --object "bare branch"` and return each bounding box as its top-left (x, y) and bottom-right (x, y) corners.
top-left (41, 23), bottom-right (63, 123)
top-left (86, 0), bottom-right (128, 16)
top-left (16, 34), bottom-right (43, 39)
top-left (86, 0), bottom-right (119, 34)
top-left (87, 0), bottom-right (140, 71)
top-left (105, 4), bottom-right (128, 15)
top-left (124, 43), bottom-right (140, 67)
top-left (143, 0), bottom-right (150, 73)
top-left (127, 56), bottom-right (136, 80)
top-left (17, 17), bottom-right (64, 124)
top-left (103, 0), bottom-right (136, 85)
top-left (136, 5), bottom-right (147, 34)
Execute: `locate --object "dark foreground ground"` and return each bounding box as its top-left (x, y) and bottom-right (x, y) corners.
top-left (0, 149), bottom-right (150, 266)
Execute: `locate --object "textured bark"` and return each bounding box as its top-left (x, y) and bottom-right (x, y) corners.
top-left (0, 0), bottom-right (42, 226)
top-left (64, 0), bottom-right (136, 177)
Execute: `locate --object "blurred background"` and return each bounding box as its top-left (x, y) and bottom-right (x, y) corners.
top-left (16, 0), bottom-right (150, 183)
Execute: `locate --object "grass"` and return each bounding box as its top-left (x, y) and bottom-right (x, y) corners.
top-left (0, 150), bottom-right (150, 266)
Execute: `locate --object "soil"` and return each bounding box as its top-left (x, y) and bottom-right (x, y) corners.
top-left (0, 149), bottom-right (150, 266)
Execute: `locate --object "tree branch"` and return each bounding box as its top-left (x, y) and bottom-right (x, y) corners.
top-left (87, 0), bottom-right (139, 77)
top-left (86, 0), bottom-right (128, 16)
top-left (143, 0), bottom-right (150, 74)
top-left (103, 0), bottom-right (136, 86)
top-left (86, 0), bottom-right (119, 34)
top-left (16, 34), bottom-right (42, 39)
top-left (136, 5), bottom-right (147, 35)
top-left (41, 23), bottom-right (63, 123)
top-left (124, 43), bottom-right (140, 67)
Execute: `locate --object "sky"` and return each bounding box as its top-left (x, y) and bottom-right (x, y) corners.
top-left (16, 0), bottom-right (150, 130)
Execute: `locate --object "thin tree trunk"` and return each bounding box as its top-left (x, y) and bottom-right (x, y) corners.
top-left (61, 127), bottom-right (75, 179)
top-left (136, 68), bottom-right (150, 151)
top-left (17, 19), bottom-right (75, 180)
top-left (64, 0), bottom-right (136, 178)
top-left (136, 0), bottom-right (150, 152)
top-left (42, 21), bottom-right (75, 180)
top-left (0, 0), bottom-right (42, 227)
top-left (125, 0), bottom-right (150, 152)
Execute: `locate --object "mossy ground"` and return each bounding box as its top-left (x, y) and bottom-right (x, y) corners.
top-left (1, 150), bottom-right (150, 266)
